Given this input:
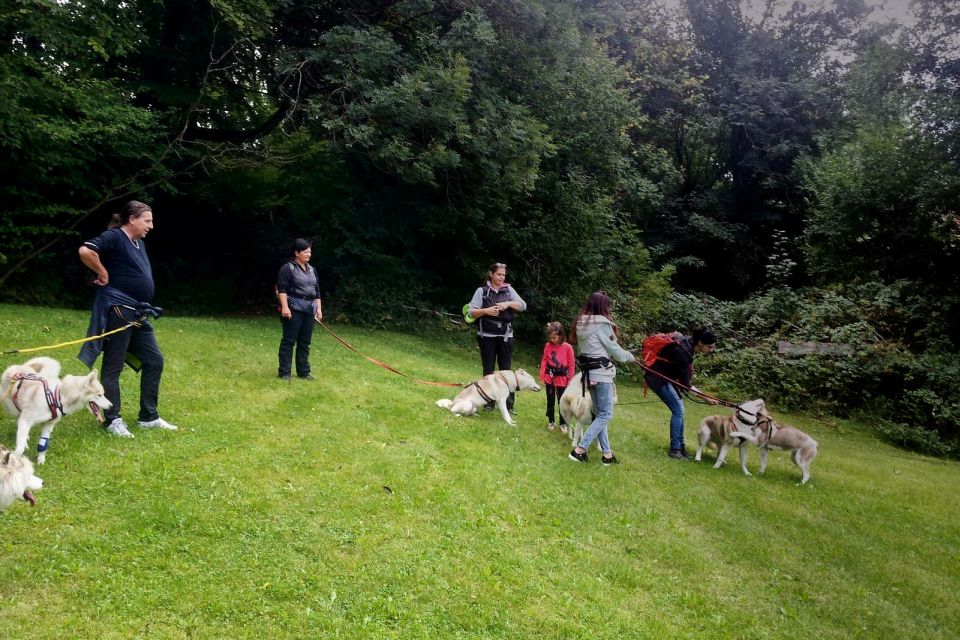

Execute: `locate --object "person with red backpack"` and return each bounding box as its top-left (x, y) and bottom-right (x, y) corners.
top-left (643, 327), bottom-right (718, 460)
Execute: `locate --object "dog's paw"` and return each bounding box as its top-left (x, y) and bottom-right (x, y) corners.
top-left (742, 470), bottom-right (752, 476)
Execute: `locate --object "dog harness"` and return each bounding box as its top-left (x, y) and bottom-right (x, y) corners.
top-left (467, 380), bottom-right (495, 404)
top-left (9, 372), bottom-right (62, 420)
top-left (467, 371), bottom-right (518, 404)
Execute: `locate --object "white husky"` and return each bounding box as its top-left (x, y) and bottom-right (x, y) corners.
top-left (0, 445), bottom-right (43, 511)
top-left (559, 372), bottom-right (618, 451)
top-left (1, 357), bottom-right (112, 464)
top-left (436, 369), bottom-right (541, 426)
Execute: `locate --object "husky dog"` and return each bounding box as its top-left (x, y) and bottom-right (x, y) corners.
top-left (754, 407), bottom-right (819, 484)
top-left (436, 369), bottom-right (541, 426)
top-left (1, 357), bottom-right (112, 464)
top-left (694, 398), bottom-right (765, 475)
top-left (0, 446), bottom-right (43, 511)
top-left (558, 372), bottom-right (618, 451)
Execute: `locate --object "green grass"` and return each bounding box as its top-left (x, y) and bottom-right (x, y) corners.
top-left (1, 303), bottom-right (958, 639)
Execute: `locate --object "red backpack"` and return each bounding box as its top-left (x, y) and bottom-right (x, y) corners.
top-left (641, 332), bottom-right (684, 368)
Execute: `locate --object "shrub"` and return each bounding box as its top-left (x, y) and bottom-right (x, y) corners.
top-left (657, 287), bottom-right (960, 457)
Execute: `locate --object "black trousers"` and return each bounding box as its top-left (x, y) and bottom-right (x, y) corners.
top-left (279, 310), bottom-right (315, 377)
top-left (101, 306), bottom-right (165, 423)
top-left (545, 383), bottom-right (567, 425)
top-left (477, 335), bottom-right (514, 410)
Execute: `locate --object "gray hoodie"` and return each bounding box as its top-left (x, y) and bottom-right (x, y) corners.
top-left (575, 315), bottom-right (636, 384)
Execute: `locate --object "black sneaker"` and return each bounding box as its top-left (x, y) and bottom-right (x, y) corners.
top-left (299, 374), bottom-right (315, 380)
top-left (568, 449), bottom-right (588, 463)
top-left (483, 404), bottom-right (494, 412)
top-left (279, 374), bottom-right (292, 381)
top-left (600, 455), bottom-right (620, 465)
top-left (668, 448), bottom-right (692, 461)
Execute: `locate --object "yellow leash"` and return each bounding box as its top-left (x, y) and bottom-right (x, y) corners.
top-left (2, 320), bottom-right (141, 355)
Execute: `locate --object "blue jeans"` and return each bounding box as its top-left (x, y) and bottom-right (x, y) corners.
top-left (652, 382), bottom-right (686, 450)
top-left (578, 382), bottom-right (614, 455)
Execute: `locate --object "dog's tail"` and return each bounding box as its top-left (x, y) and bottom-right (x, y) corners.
top-left (435, 399), bottom-right (453, 409)
top-left (24, 357), bottom-right (61, 381)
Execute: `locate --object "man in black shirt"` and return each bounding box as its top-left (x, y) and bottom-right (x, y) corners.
top-left (78, 200), bottom-right (177, 437)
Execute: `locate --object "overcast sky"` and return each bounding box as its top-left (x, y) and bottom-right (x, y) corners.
top-left (659, 0), bottom-right (918, 27)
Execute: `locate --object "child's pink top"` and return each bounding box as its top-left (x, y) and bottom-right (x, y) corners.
top-left (540, 341), bottom-right (576, 387)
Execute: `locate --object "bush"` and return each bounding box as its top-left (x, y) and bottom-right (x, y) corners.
top-left (657, 287), bottom-right (960, 458)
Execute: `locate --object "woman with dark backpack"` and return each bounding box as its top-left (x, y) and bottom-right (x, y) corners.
top-left (276, 238), bottom-right (323, 380)
top-left (467, 262), bottom-right (527, 412)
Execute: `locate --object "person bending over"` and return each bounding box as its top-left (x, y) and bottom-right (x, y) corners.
top-left (644, 327), bottom-right (717, 460)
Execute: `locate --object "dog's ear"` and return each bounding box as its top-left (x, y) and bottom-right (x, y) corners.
top-left (4, 451), bottom-right (10, 465)
top-left (87, 369), bottom-right (99, 381)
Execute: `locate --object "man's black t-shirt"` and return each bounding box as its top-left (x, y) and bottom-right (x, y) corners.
top-left (83, 228), bottom-right (155, 302)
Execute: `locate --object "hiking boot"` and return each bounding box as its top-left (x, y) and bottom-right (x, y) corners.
top-left (568, 449), bottom-right (588, 463)
top-left (298, 373), bottom-right (315, 381)
top-left (279, 374), bottom-right (292, 381)
top-left (668, 448), bottom-right (692, 461)
top-left (601, 455), bottom-right (620, 465)
top-left (138, 417), bottom-right (178, 431)
top-left (106, 418), bottom-right (134, 438)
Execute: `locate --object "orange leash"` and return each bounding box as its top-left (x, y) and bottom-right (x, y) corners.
top-left (316, 320), bottom-right (464, 387)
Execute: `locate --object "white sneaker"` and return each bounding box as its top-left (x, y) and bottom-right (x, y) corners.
top-left (106, 418), bottom-right (134, 438)
top-left (138, 417), bottom-right (178, 431)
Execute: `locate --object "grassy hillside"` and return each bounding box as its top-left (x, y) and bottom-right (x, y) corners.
top-left (0, 304), bottom-right (957, 639)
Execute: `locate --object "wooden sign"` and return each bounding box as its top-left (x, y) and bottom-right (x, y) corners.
top-left (777, 341), bottom-right (854, 356)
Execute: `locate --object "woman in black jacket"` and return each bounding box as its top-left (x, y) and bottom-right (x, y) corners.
top-left (644, 328), bottom-right (717, 459)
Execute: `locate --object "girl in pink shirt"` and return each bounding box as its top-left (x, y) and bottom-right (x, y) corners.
top-left (540, 321), bottom-right (576, 432)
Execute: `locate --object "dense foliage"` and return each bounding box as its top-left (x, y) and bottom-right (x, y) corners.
top-left (1, 0), bottom-right (958, 454)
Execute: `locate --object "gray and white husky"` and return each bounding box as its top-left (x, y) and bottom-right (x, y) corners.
top-left (1, 357), bottom-right (111, 464)
top-left (695, 398), bottom-right (766, 475)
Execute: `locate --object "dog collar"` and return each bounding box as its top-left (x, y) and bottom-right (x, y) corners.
top-left (495, 371), bottom-right (516, 391)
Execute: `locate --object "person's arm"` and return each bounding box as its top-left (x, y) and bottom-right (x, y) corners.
top-left (500, 287), bottom-right (526, 312)
top-left (597, 330), bottom-right (636, 364)
top-left (540, 346), bottom-right (549, 382)
top-left (277, 265), bottom-right (292, 319)
top-left (468, 288), bottom-right (499, 319)
top-left (312, 269), bottom-right (323, 321)
top-left (78, 246), bottom-right (109, 286)
top-left (564, 343), bottom-right (576, 377)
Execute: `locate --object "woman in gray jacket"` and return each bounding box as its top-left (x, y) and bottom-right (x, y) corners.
top-left (568, 292), bottom-right (635, 464)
